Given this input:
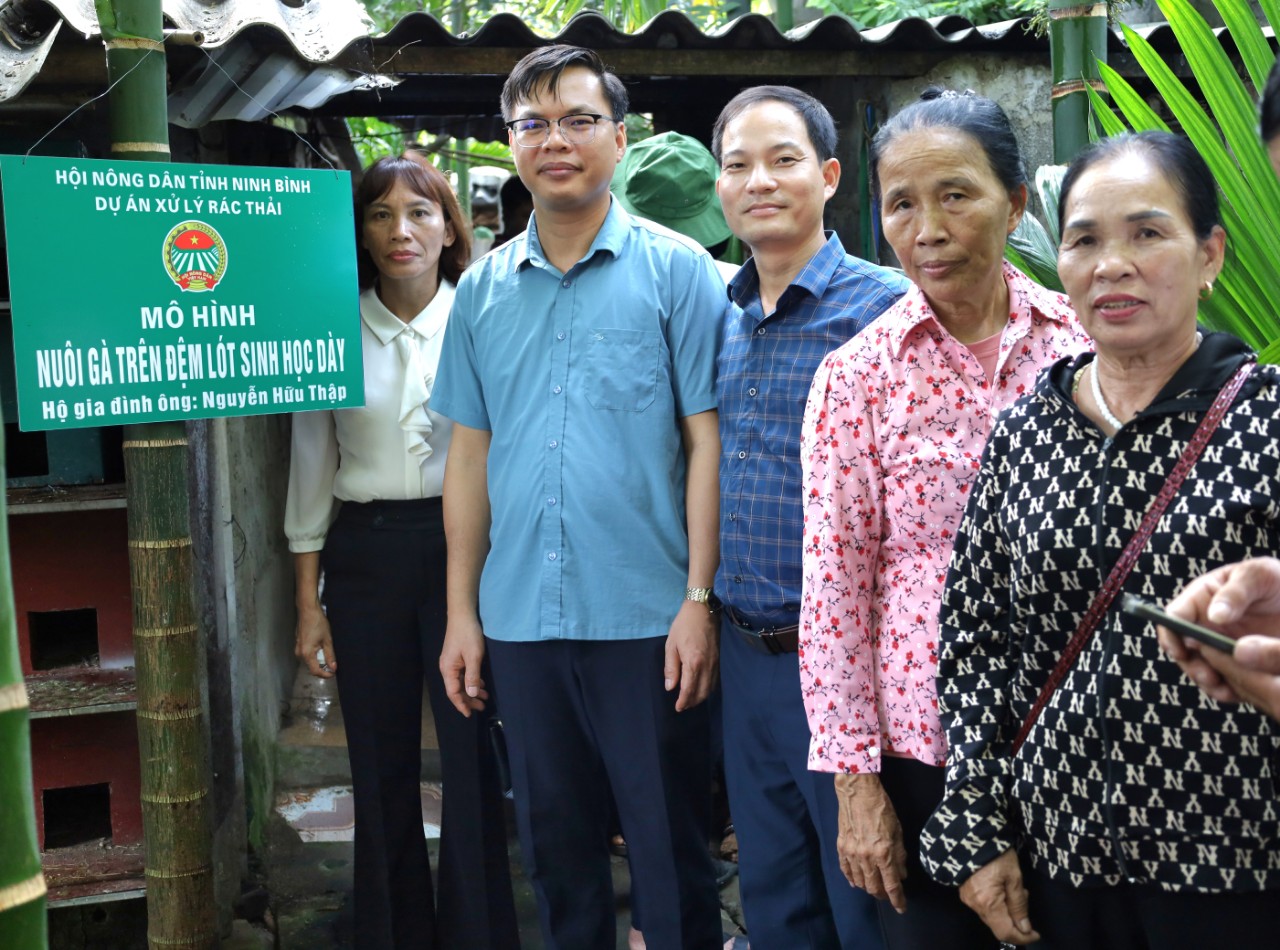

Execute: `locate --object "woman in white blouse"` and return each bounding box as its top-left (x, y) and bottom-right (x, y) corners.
top-left (285, 153), bottom-right (519, 950)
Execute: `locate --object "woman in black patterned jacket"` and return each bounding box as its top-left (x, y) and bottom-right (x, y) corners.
top-left (918, 131), bottom-right (1280, 949)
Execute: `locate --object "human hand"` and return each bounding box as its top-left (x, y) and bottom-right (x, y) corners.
top-left (295, 606), bottom-right (336, 678)
top-left (1159, 558), bottom-right (1280, 720)
top-left (664, 601), bottom-right (719, 711)
top-left (834, 773), bottom-right (908, 913)
top-left (439, 615), bottom-right (489, 717)
top-left (958, 850), bottom-right (1039, 946)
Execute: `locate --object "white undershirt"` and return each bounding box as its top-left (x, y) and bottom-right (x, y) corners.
top-left (284, 283), bottom-right (455, 553)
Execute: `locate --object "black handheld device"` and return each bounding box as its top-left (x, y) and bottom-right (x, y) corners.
top-left (1121, 593), bottom-right (1237, 655)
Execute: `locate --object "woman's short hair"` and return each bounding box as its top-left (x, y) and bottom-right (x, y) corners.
top-left (355, 152), bottom-right (472, 289)
top-left (1057, 131), bottom-right (1221, 242)
top-left (1263, 55), bottom-right (1280, 144)
top-left (869, 87), bottom-right (1026, 200)
top-left (711, 86), bottom-right (838, 163)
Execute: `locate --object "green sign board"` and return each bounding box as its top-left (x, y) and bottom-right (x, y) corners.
top-left (1, 155), bottom-right (363, 430)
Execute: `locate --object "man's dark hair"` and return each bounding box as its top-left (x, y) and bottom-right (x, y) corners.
top-left (501, 45), bottom-right (629, 122)
top-left (711, 86), bottom-right (838, 163)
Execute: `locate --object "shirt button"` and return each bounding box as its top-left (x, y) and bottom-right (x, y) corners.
top-left (562, 279), bottom-right (571, 288)
top-left (733, 575), bottom-right (742, 583)
top-left (869, 747), bottom-right (880, 757)
top-left (737, 450), bottom-right (747, 459)
top-left (729, 512), bottom-right (737, 521)
top-left (557, 331), bottom-right (566, 341)
top-left (547, 552), bottom-right (557, 561)
top-left (553, 385), bottom-right (563, 394)
top-left (548, 440), bottom-right (558, 449)
top-left (748, 387), bottom-right (757, 397)
top-left (757, 327), bottom-right (766, 335)
top-left (547, 497), bottom-right (556, 506)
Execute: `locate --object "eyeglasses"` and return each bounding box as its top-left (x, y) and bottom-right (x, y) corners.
top-left (505, 113), bottom-right (612, 148)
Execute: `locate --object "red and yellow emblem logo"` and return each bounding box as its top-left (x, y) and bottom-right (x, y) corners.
top-left (163, 220), bottom-right (227, 291)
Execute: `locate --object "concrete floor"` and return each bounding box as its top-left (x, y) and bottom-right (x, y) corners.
top-left (245, 667), bottom-right (748, 950)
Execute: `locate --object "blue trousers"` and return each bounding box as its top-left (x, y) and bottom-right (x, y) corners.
top-left (488, 636), bottom-right (722, 950)
top-left (721, 622), bottom-right (884, 950)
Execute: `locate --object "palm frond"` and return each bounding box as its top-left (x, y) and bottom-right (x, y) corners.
top-left (1038, 0), bottom-right (1280, 361)
top-left (1007, 213), bottom-right (1062, 292)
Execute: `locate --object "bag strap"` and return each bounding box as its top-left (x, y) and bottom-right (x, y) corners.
top-left (1010, 358), bottom-right (1255, 755)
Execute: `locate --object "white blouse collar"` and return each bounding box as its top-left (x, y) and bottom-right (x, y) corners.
top-left (360, 281), bottom-right (456, 345)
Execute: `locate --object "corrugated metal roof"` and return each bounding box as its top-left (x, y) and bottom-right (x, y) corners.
top-left (0, 4), bottom-right (1255, 126)
top-left (45, 0), bottom-right (375, 62)
top-left (361, 9), bottom-right (1219, 59)
top-left (0, 0), bottom-right (380, 121)
top-left (366, 10), bottom-right (1051, 55)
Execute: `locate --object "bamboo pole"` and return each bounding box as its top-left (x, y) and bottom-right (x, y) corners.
top-left (96, 0), bottom-right (216, 945)
top-left (0, 419), bottom-right (47, 950)
top-left (1049, 0), bottom-right (1111, 163)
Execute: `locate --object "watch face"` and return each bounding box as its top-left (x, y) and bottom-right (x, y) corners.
top-left (687, 587), bottom-right (721, 611)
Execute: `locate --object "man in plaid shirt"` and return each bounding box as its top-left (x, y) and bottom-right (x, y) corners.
top-left (712, 85), bottom-right (907, 948)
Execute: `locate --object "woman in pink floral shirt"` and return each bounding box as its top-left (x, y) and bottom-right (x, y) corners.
top-left (799, 89), bottom-right (1090, 948)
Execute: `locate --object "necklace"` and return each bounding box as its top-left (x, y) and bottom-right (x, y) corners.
top-left (1088, 360), bottom-right (1125, 431)
top-left (1086, 331), bottom-right (1204, 431)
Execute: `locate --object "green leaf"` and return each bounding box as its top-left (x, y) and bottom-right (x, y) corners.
top-left (1151, 1), bottom-right (1280, 216)
top-left (1260, 0), bottom-right (1280, 44)
top-left (1078, 0), bottom-right (1280, 362)
top-left (542, 0), bottom-right (586, 23)
top-left (1006, 212), bottom-right (1063, 292)
top-left (1214, 0), bottom-right (1274, 92)
top-left (1033, 163), bottom-right (1066, 248)
top-left (1108, 15), bottom-right (1280, 355)
top-left (1258, 336), bottom-right (1280, 365)
top-left (1085, 77), bottom-right (1132, 138)
top-left (1096, 60), bottom-right (1170, 133)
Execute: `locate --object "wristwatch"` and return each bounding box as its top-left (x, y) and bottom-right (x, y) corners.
top-left (686, 586), bottom-right (722, 614)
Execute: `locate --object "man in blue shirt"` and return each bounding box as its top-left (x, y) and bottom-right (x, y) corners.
top-left (432, 45), bottom-right (725, 949)
top-left (713, 86), bottom-right (908, 947)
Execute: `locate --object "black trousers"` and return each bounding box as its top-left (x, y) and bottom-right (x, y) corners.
top-left (322, 499), bottom-right (519, 950)
top-left (488, 636), bottom-right (722, 950)
top-left (1025, 862), bottom-right (1280, 949)
top-left (877, 756), bottom-right (1000, 950)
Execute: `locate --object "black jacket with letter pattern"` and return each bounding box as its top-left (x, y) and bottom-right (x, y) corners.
top-left (919, 332), bottom-right (1280, 893)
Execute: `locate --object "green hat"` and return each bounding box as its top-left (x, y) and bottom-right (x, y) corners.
top-left (612, 131), bottom-right (732, 250)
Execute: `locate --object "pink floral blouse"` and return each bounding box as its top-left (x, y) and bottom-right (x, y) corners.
top-left (799, 263), bottom-right (1090, 774)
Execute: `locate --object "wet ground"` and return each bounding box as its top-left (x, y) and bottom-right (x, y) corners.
top-left (235, 667), bottom-right (748, 950)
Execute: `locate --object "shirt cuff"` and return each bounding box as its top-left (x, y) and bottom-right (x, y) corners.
top-left (808, 729), bottom-right (883, 775)
top-left (919, 780), bottom-right (1014, 887)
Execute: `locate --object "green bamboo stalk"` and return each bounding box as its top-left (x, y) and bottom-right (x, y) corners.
top-left (774, 0), bottom-right (793, 32)
top-left (0, 418), bottom-right (47, 950)
top-left (1048, 0), bottom-right (1110, 163)
top-left (95, 0), bottom-right (216, 946)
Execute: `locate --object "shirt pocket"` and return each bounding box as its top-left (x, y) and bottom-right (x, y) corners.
top-left (584, 327), bottom-right (659, 412)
